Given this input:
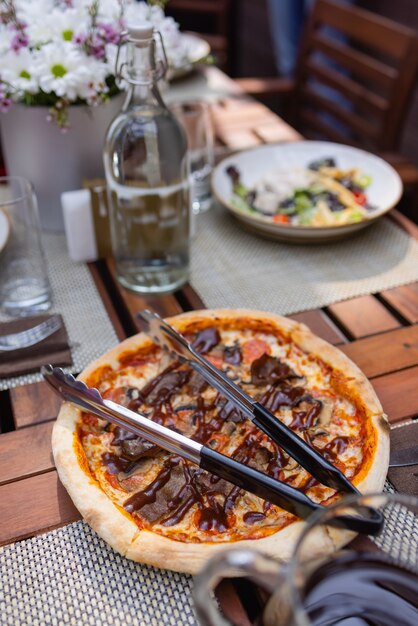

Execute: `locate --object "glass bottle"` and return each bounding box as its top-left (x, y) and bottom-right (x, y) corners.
top-left (103, 21), bottom-right (189, 294)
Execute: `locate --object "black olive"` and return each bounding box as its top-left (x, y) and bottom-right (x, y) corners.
top-left (225, 165), bottom-right (240, 184)
top-left (308, 157), bottom-right (336, 171)
top-left (279, 197), bottom-right (296, 209)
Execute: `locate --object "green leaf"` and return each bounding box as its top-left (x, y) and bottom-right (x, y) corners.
top-left (233, 183), bottom-right (250, 199)
top-left (231, 196), bottom-right (256, 215)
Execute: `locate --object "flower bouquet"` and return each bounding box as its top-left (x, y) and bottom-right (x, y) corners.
top-left (0, 0), bottom-right (201, 230)
top-left (0, 0), bottom-right (193, 129)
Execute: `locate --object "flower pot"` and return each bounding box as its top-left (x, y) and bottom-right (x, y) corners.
top-left (0, 94), bottom-right (124, 231)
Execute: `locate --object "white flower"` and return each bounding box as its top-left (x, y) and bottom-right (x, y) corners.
top-left (31, 8), bottom-right (90, 46)
top-left (123, 1), bottom-right (186, 69)
top-left (14, 0), bottom-right (56, 43)
top-left (0, 25), bottom-right (14, 56)
top-left (0, 0), bottom-right (194, 126)
top-left (95, 0), bottom-right (124, 23)
top-left (34, 42), bottom-right (107, 102)
top-left (1, 48), bottom-right (39, 94)
top-left (14, 0), bottom-right (55, 23)
top-left (124, 1), bottom-right (152, 25)
top-left (70, 0), bottom-right (122, 22)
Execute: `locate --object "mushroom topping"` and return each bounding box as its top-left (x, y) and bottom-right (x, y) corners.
top-left (120, 436), bottom-right (161, 461)
top-left (307, 397), bottom-right (334, 437)
top-left (316, 397), bottom-right (334, 427)
top-left (191, 327), bottom-right (221, 354)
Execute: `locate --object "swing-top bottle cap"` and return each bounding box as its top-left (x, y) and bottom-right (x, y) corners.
top-left (126, 20), bottom-right (154, 42)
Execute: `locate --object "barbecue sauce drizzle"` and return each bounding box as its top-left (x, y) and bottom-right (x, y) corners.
top-left (98, 327), bottom-right (352, 534)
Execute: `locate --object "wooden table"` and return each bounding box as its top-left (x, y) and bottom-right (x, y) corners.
top-left (1, 68), bottom-right (418, 625)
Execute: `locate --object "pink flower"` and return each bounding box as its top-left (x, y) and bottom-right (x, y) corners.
top-left (0, 96), bottom-right (12, 112)
top-left (97, 23), bottom-right (120, 45)
top-left (11, 33), bottom-right (29, 52)
top-left (89, 35), bottom-right (106, 60)
top-left (73, 33), bottom-right (86, 46)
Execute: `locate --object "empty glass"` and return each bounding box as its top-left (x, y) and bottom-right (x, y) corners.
top-left (0, 176), bottom-right (52, 316)
top-left (170, 100), bottom-right (214, 214)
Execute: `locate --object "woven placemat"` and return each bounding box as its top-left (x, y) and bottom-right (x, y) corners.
top-left (0, 521), bottom-right (196, 626)
top-left (0, 489), bottom-right (415, 626)
top-left (191, 207), bottom-right (418, 315)
top-left (0, 233), bottom-right (119, 390)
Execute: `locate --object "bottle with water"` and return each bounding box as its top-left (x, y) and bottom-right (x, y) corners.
top-left (103, 21), bottom-right (189, 294)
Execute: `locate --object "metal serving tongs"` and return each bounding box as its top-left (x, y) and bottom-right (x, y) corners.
top-left (137, 310), bottom-right (356, 495)
top-left (42, 365), bottom-right (381, 535)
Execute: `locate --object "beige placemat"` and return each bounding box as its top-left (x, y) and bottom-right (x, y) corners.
top-left (191, 207), bottom-right (418, 314)
top-left (0, 521), bottom-right (196, 626)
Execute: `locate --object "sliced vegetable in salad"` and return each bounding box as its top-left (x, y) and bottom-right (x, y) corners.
top-left (226, 157), bottom-right (376, 227)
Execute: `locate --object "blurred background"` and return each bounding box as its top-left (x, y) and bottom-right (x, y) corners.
top-left (164, 0), bottom-right (418, 221)
top-left (166, 0), bottom-right (418, 163)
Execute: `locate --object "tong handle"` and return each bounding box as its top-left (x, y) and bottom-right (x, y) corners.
top-left (200, 446), bottom-right (320, 520)
top-left (253, 403), bottom-right (356, 494)
top-left (200, 447), bottom-right (382, 535)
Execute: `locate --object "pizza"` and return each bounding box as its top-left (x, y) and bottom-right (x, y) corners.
top-left (52, 309), bottom-right (389, 574)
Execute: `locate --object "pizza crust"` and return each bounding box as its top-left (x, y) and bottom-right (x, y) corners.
top-left (52, 309), bottom-right (389, 574)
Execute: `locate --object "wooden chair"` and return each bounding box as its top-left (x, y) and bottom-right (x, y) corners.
top-left (166, 0), bottom-right (232, 71)
top-left (235, 0), bottom-right (418, 197)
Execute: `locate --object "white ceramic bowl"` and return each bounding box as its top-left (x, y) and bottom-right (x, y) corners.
top-left (211, 141), bottom-right (403, 243)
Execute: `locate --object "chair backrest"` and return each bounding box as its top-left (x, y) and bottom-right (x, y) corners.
top-left (166, 0), bottom-right (232, 71)
top-left (294, 0), bottom-right (418, 151)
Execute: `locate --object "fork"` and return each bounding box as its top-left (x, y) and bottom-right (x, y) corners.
top-left (0, 315), bottom-right (62, 351)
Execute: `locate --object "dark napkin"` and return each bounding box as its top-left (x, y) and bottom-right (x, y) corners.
top-left (388, 421), bottom-right (418, 496)
top-left (0, 314), bottom-right (72, 378)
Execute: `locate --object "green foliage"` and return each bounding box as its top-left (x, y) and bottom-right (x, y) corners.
top-left (147, 0), bottom-right (169, 7)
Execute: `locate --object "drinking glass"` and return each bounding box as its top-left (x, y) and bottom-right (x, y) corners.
top-left (0, 176), bottom-right (52, 316)
top-left (194, 493), bottom-right (418, 626)
top-left (170, 100), bottom-right (214, 214)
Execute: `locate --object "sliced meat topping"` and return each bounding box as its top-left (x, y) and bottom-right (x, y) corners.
top-left (102, 452), bottom-right (136, 475)
top-left (124, 461), bottom-right (183, 516)
top-left (142, 369), bottom-right (190, 405)
top-left (251, 354), bottom-right (297, 386)
top-left (261, 384), bottom-right (306, 412)
top-left (187, 370), bottom-right (208, 394)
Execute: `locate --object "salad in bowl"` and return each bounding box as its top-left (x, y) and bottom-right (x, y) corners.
top-left (211, 141), bottom-right (403, 242)
top-left (226, 157), bottom-right (375, 227)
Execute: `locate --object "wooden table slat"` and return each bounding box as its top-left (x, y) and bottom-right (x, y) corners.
top-left (254, 121), bottom-right (303, 143)
top-left (0, 471), bottom-right (81, 546)
top-left (290, 310), bottom-right (348, 345)
top-left (380, 282), bottom-right (418, 324)
top-left (177, 283), bottom-right (206, 311)
top-left (10, 381), bottom-right (62, 429)
top-left (105, 259), bottom-right (184, 330)
top-left (340, 325), bottom-right (418, 379)
top-left (215, 580), bottom-right (254, 626)
top-left (372, 366), bottom-right (418, 423)
top-left (0, 421), bottom-right (54, 486)
top-left (326, 295), bottom-right (400, 339)
top-left (88, 262), bottom-right (128, 341)
top-left (215, 127), bottom-right (261, 149)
